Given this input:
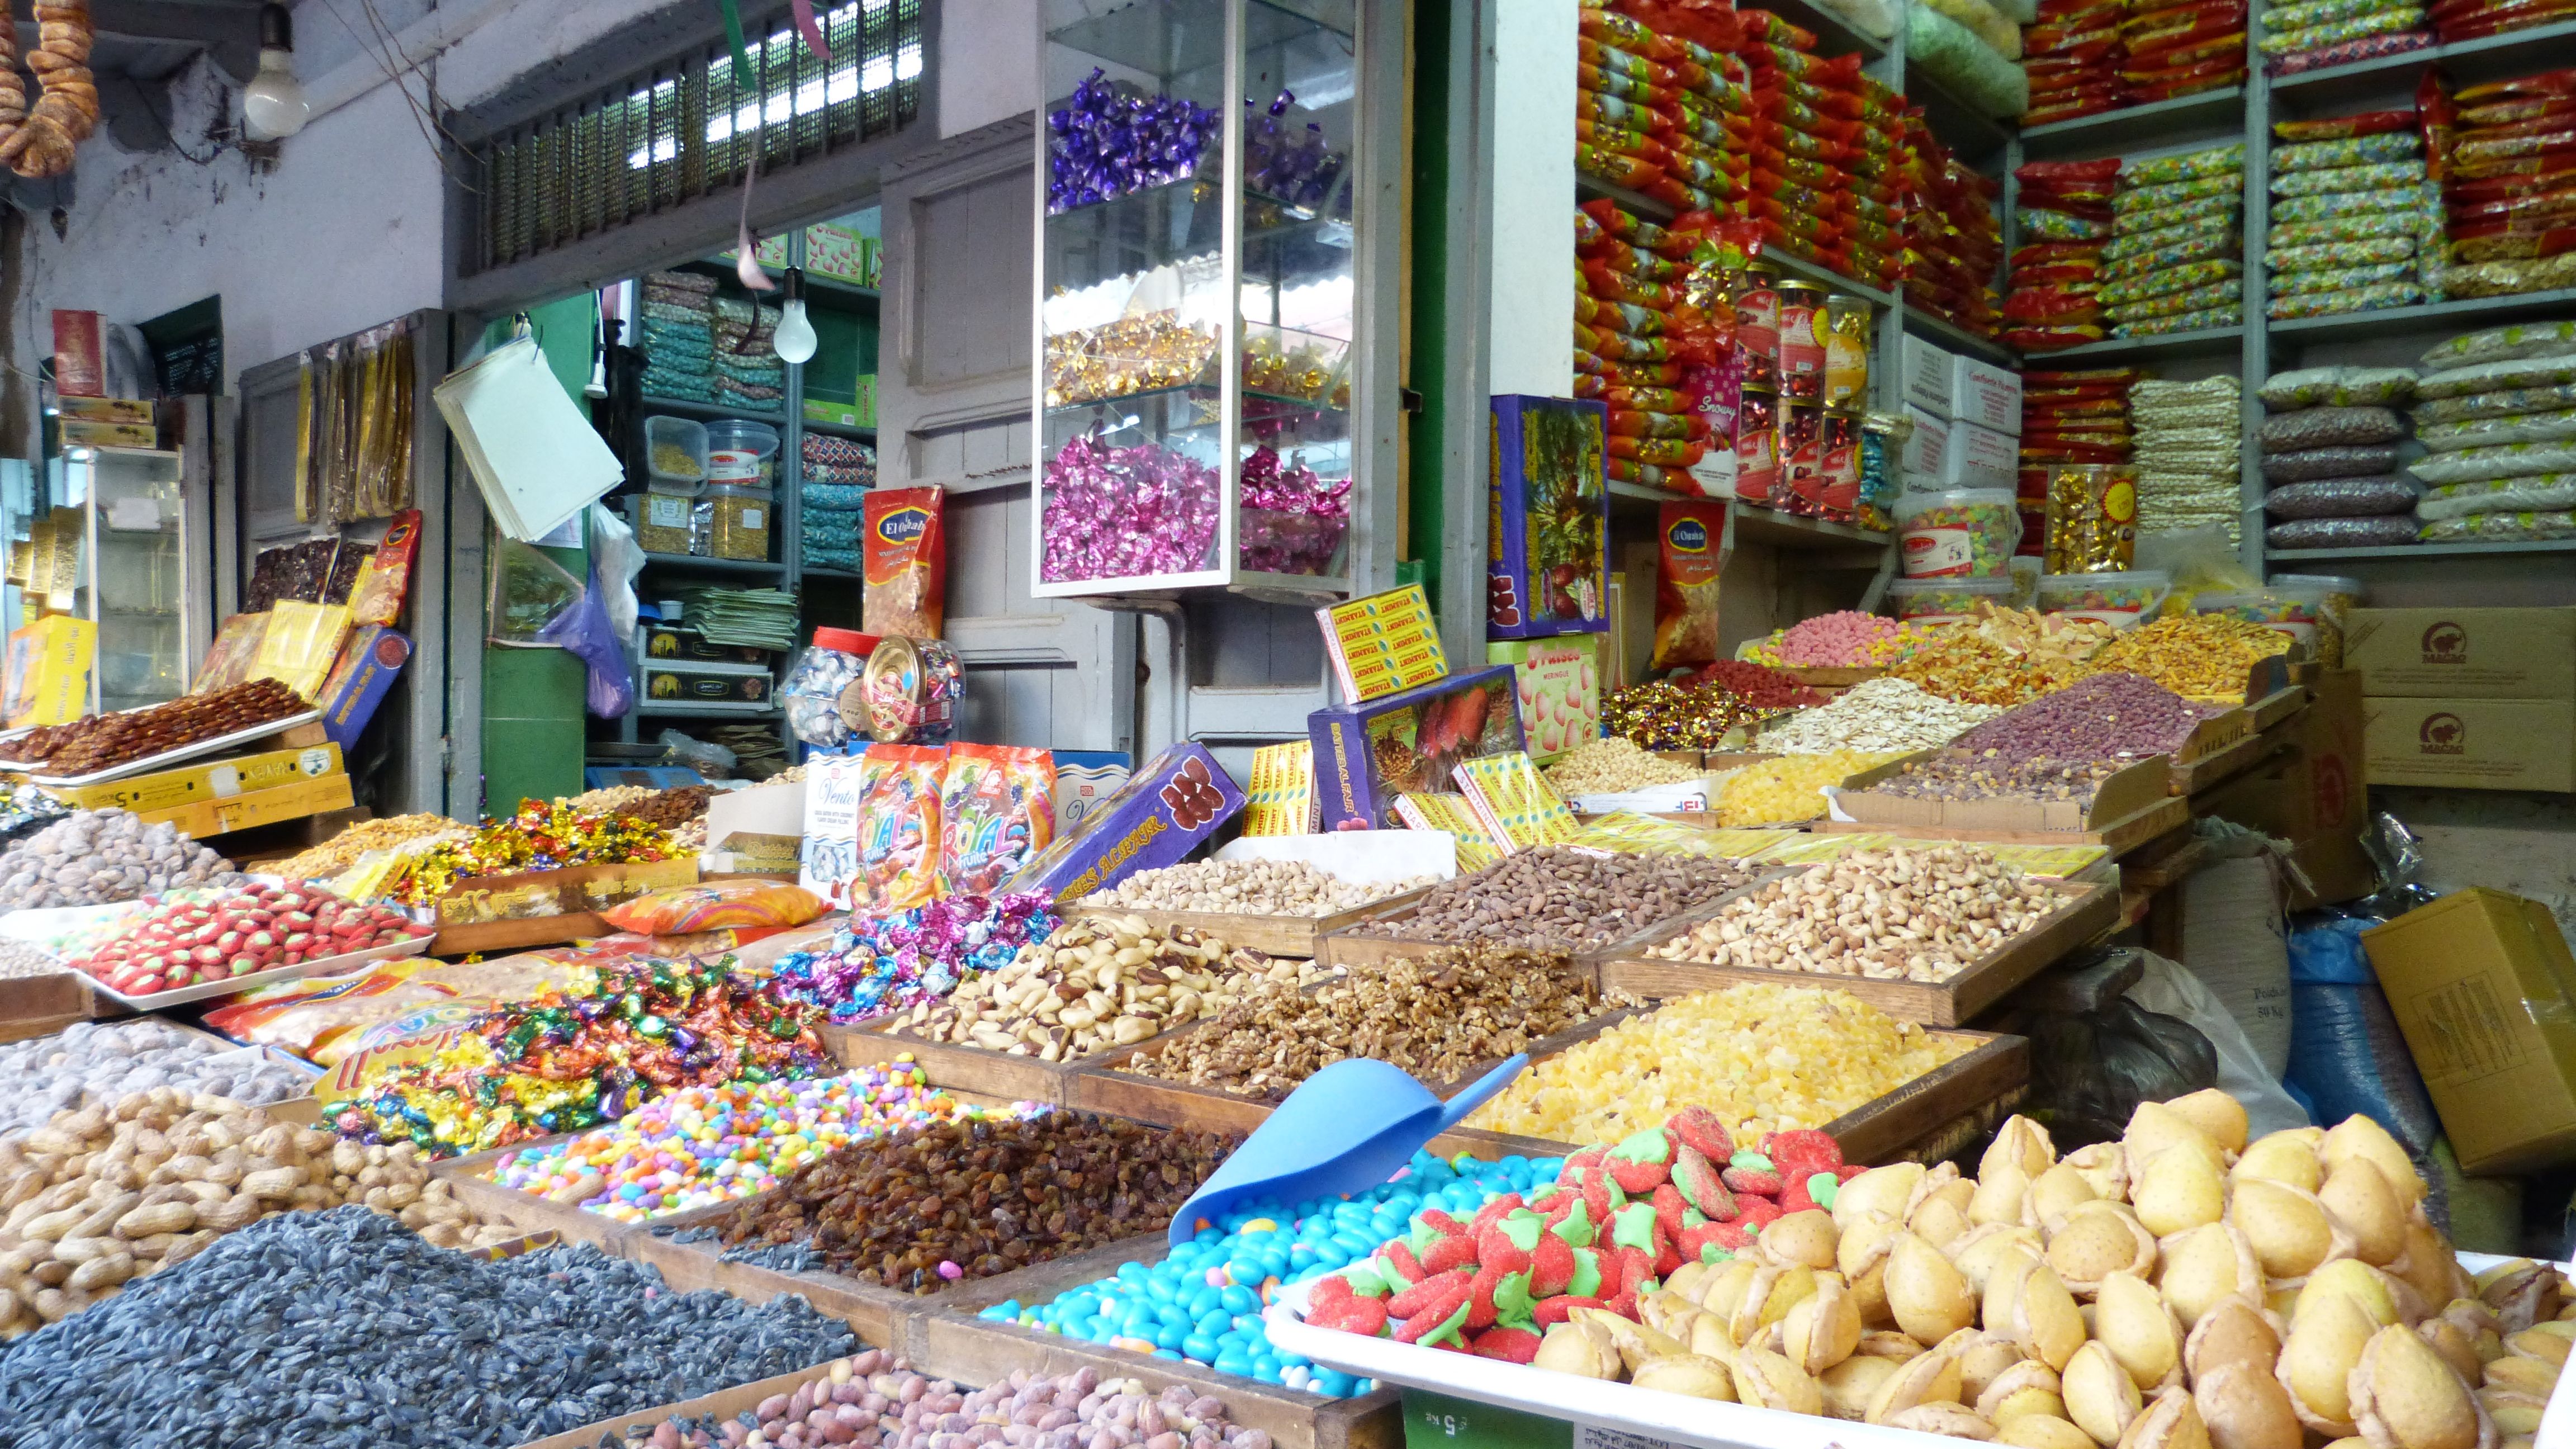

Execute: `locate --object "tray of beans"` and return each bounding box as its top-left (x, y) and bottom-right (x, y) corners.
top-left (1314, 848), bottom-right (1773, 971)
top-left (1590, 843), bottom-right (2119, 1026)
top-left (1066, 857), bottom-right (1448, 958)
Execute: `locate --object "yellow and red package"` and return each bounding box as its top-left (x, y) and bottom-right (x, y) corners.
top-left (603, 879), bottom-right (828, 934)
top-left (854, 742), bottom-right (947, 912)
top-left (938, 744), bottom-right (1056, 897)
top-left (1581, 6), bottom-right (1686, 56)
top-left (1606, 409), bottom-right (1713, 440)
top-left (1608, 434), bottom-right (1706, 467)
top-left (1737, 8), bottom-right (1819, 46)
top-left (1578, 92), bottom-right (1675, 135)
top-left (1579, 36), bottom-right (1684, 88)
top-left (1575, 143), bottom-right (1668, 191)
top-left (1576, 64), bottom-right (1683, 111)
top-left (2274, 108), bottom-right (2416, 140)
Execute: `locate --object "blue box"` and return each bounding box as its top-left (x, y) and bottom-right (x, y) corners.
top-left (1309, 664), bottom-right (1526, 830)
top-left (1486, 395), bottom-right (1611, 641)
top-left (1006, 743), bottom-right (1244, 901)
top-left (316, 626), bottom-right (410, 752)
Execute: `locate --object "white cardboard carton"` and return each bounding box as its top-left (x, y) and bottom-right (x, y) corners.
top-left (1903, 337), bottom-right (1955, 418)
top-left (1952, 354), bottom-right (2024, 435)
top-left (1943, 420), bottom-right (2018, 490)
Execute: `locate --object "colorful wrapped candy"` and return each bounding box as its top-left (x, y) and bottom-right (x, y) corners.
top-left (387, 799), bottom-right (676, 907)
top-left (770, 891), bottom-right (1059, 1024)
top-left (1047, 69), bottom-right (1219, 214)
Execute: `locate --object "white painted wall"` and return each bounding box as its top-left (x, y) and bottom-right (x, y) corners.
top-left (1488, 0), bottom-right (1575, 398)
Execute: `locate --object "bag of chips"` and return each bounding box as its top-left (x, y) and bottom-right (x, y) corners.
top-left (938, 744), bottom-right (1057, 897)
top-left (602, 879), bottom-right (828, 935)
top-left (863, 486), bottom-right (946, 638)
top-left (1651, 500), bottom-right (1727, 668)
top-left (853, 743), bottom-right (947, 912)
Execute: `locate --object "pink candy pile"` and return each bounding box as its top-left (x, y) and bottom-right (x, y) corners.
top-left (1779, 610), bottom-right (1905, 667)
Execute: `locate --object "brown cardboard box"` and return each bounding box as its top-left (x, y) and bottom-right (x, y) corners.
top-left (2362, 888), bottom-right (2576, 1173)
top-left (58, 419), bottom-right (159, 450)
top-left (2346, 607), bottom-right (2576, 698)
top-left (2192, 671), bottom-right (2374, 905)
top-left (2362, 697), bottom-right (2576, 792)
top-left (55, 396), bottom-right (154, 426)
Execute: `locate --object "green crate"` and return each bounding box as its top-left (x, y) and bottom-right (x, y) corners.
top-left (1403, 1391), bottom-right (1571, 1449)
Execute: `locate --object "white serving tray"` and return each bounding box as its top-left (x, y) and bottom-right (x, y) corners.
top-left (13, 706), bottom-right (325, 788)
top-left (1268, 1253), bottom-right (2566, 1449)
top-left (80, 932), bottom-right (433, 1011)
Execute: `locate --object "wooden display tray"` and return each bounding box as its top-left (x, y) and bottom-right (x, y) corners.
top-left (428, 913), bottom-right (610, 957)
top-left (432, 858), bottom-right (699, 926)
top-left (1591, 875), bottom-right (2119, 1026)
top-left (1315, 864), bottom-right (1803, 973)
top-left (1817, 790), bottom-right (2189, 859)
top-left (618, 1211), bottom-right (926, 1351)
top-left (824, 1019), bottom-right (1093, 1107)
top-left (1829, 753), bottom-right (2172, 836)
top-left (1063, 884), bottom-right (1437, 959)
top-left (514, 1360), bottom-right (887, 1449)
top-left (0, 969), bottom-right (91, 1043)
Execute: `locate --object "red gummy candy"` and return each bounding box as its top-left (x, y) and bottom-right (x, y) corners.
top-left (1478, 1226), bottom-right (1535, 1276)
top-left (1613, 1244), bottom-right (1658, 1297)
top-left (1605, 1288), bottom-right (1640, 1319)
top-left (1723, 1165), bottom-right (1786, 1197)
top-left (1531, 1235), bottom-right (1578, 1297)
top-left (1468, 1194), bottom-right (1526, 1236)
top-left (1423, 1232), bottom-right (1480, 1276)
top-left (1674, 1144), bottom-right (1737, 1221)
top-left (1709, 1219), bottom-right (1755, 1250)
top-left (1562, 1145), bottom-right (1609, 1183)
top-left (1677, 1221), bottom-right (1735, 1260)
top-left (1470, 1326), bottom-right (1543, 1364)
top-left (1467, 1263), bottom-right (1516, 1329)
top-left (1532, 1294), bottom-right (1607, 1326)
top-left (1395, 1290), bottom-right (1471, 1344)
top-left (1380, 1240), bottom-right (1427, 1281)
top-left (1607, 1156), bottom-right (1670, 1194)
top-left (1668, 1106), bottom-right (1736, 1163)
top-left (1734, 1197), bottom-right (1784, 1230)
top-left (1581, 1172), bottom-right (1615, 1225)
top-left (1651, 1184), bottom-right (1688, 1240)
top-left (1387, 1268), bottom-right (1474, 1319)
top-left (1419, 1209), bottom-right (1467, 1235)
top-left (1838, 1163), bottom-right (1868, 1183)
top-left (1309, 1291), bottom-right (1390, 1337)
top-left (1778, 1182), bottom-right (1820, 1216)
top-left (1764, 1129), bottom-right (1844, 1172)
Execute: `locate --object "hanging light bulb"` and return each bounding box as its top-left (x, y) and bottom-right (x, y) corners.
top-left (242, 3), bottom-right (309, 141)
top-left (773, 267), bottom-right (818, 364)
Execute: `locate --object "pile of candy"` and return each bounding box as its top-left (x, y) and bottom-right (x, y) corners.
top-left (1602, 680), bottom-right (1774, 751)
top-left (769, 891), bottom-right (1059, 1023)
top-left (1720, 750), bottom-right (1904, 825)
top-left (1954, 670), bottom-right (2225, 760)
top-left (984, 1149), bottom-right (1562, 1394)
top-left (69, 883), bottom-right (430, 997)
top-left (1891, 631), bottom-right (2095, 706)
top-left (386, 798), bottom-right (677, 906)
top-left (330, 956), bottom-right (834, 1157)
top-left (1745, 611), bottom-right (1930, 668)
top-left (1302, 1110), bottom-right (1860, 1356)
top-left (2089, 612), bottom-right (2288, 698)
top-left (272, 813), bottom-right (464, 882)
top-left (478, 1065), bottom-right (1042, 1221)
top-left (1684, 660), bottom-right (1828, 709)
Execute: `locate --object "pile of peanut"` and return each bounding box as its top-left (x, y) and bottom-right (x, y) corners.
top-left (1081, 858), bottom-right (1438, 917)
top-left (1645, 845), bottom-right (2071, 983)
top-left (0, 1091), bottom-right (513, 1336)
top-left (880, 917), bottom-right (1336, 1062)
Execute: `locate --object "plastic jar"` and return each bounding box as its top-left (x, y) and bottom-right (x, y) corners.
top-left (705, 483), bottom-right (774, 561)
top-left (705, 419), bottom-right (782, 486)
top-left (1885, 574), bottom-right (2017, 623)
top-left (2194, 589), bottom-right (2321, 656)
top-left (2037, 569), bottom-right (2172, 623)
top-left (1896, 488), bottom-right (2022, 578)
top-left (631, 491), bottom-right (699, 556)
top-left (783, 626), bottom-right (879, 746)
top-left (645, 416), bottom-right (709, 496)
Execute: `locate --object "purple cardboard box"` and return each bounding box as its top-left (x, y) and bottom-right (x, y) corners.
top-left (1309, 664), bottom-right (1527, 830)
top-left (316, 626), bottom-right (410, 751)
top-left (1006, 742), bottom-right (1244, 901)
top-left (1487, 394), bottom-right (1611, 641)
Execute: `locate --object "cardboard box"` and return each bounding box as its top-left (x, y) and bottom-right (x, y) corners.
top-left (57, 396), bottom-right (154, 425)
top-left (1486, 395), bottom-right (1611, 640)
top-left (2196, 670), bottom-right (2375, 906)
top-left (1952, 354), bottom-right (2024, 435)
top-left (50, 741), bottom-right (344, 813)
top-left (2362, 697), bottom-right (2576, 792)
top-left (1488, 634), bottom-right (1602, 763)
top-left (2346, 607), bottom-right (2576, 699)
top-left (1901, 405), bottom-right (1949, 481)
top-left (1309, 665), bottom-right (1527, 830)
top-left (642, 659), bottom-right (772, 705)
top-left (51, 310), bottom-right (101, 397)
top-left (315, 626), bottom-right (410, 751)
top-left (1902, 336), bottom-right (1955, 418)
top-left (1005, 743), bottom-right (1243, 900)
top-left (703, 779), bottom-right (804, 873)
top-left (1050, 749), bottom-right (1131, 833)
top-left (3, 614), bottom-right (92, 727)
top-left (139, 771), bottom-right (354, 839)
top-left (640, 627), bottom-right (769, 665)
top-left (433, 858), bottom-right (698, 926)
top-left (1319, 583), bottom-right (1448, 703)
top-left (1942, 421), bottom-right (2018, 491)
top-left (58, 419), bottom-right (158, 450)
top-left (2363, 888), bottom-right (2576, 1173)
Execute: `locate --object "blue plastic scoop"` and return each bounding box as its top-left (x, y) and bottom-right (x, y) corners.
top-left (1168, 1054), bottom-right (1530, 1246)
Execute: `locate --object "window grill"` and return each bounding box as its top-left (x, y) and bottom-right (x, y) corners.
top-left (469, 0), bottom-right (922, 272)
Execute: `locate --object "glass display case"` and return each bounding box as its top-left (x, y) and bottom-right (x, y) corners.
top-left (1032, 0), bottom-right (1363, 600)
top-left (65, 447), bottom-right (191, 712)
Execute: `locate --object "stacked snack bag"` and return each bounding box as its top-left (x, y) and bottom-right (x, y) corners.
top-left (2259, 0), bottom-right (2430, 75)
top-left (1575, 7), bottom-right (1753, 219)
top-left (2257, 365), bottom-right (2422, 548)
top-left (2003, 159), bottom-right (2116, 351)
top-left (2409, 321), bottom-right (2576, 543)
top-left (1745, 11), bottom-right (1905, 290)
top-left (2120, 0), bottom-right (2248, 101)
top-left (2103, 144), bottom-right (2245, 338)
top-left (1899, 113), bottom-right (2005, 339)
top-left (2023, 0), bottom-right (2125, 124)
top-left (2423, 66), bottom-right (2576, 299)
top-left (1577, 200), bottom-right (1730, 495)
top-left (2132, 373), bottom-right (2245, 541)
top-left (2021, 368), bottom-right (2141, 556)
top-left (1909, 0), bottom-right (2032, 120)
top-left (2267, 112), bottom-right (2430, 319)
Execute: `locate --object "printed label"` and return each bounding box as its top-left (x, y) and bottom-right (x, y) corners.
top-left (1902, 526), bottom-right (1977, 576)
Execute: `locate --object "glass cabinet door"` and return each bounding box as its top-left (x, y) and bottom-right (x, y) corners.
top-left (1033, 0), bottom-right (1361, 600)
top-left (73, 449), bottom-right (187, 712)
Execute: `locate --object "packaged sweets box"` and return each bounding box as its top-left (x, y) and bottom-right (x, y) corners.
top-left (1006, 742), bottom-right (1244, 901)
top-left (1486, 395), bottom-right (1611, 640)
top-left (1309, 664), bottom-right (1528, 830)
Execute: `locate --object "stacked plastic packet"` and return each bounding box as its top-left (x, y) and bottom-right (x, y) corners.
top-left (2428, 68), bottom-right (2576, 299)
top-left (2103, 145), bottom-right (2244, 337)
top-left (2257, 366), bottom-right (2422, 548)
top-left (2023, 0), bottom-right (2124, 124)
top-left (640, 271), bottom-right (718, 404)
top-left (1573, 6), bottom-right (1753, 224)
top-left (2021, 367), bottom-right (2140, 558)
top-left (1911, 0), bottom-right (2033, 121)
top-left (2429, 0), bottom-right (2576, 41)
top-left (712, 297), bottom-right (786, 409)
top-left (2409, 321), bottom-right (2576, 543)
top-left (2131, 375), bottom-right (2243, 541)
top-left (2119, 0), bottom-right (2247, 101)
top-left (1576, 200), bottom-right (1725, 493)
top-left (801, 434), bottom-right (875, 571)
top-left (2004, 159), bottom-right (2114, 351)
top-left (1900, 112), bottom-right (2005, 337)
top-left (1748, 22), bottom-right (1907, 290)
top-left (2259, 0), bottom-right (2429, 75)
top-left (2266, 118), bottom-right (2428, 318)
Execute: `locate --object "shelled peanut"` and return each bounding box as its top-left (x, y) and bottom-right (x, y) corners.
top-left (882, 916), bottom-right (1333, 1062)
top-left (0, 1090), bottom-right (513, 1336)
top-left (1646, 845), bottom-right (2071, 983)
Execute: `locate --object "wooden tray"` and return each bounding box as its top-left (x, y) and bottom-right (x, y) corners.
top-left (513, 1360), bottom-right (888, 1449)
top-left (1591, 875), bottom-right (2119, 1026)
top-left (0, 969), bottom-right (90, 1043)
top-left (620, 1209), bottom-right (927, 1353)
top-left (1064, 885), bottom-right (1437, 959)
top-left (428, 913), bottom-right (610, 956)
top-left (2171, 721), bottom-right (2297, 798)
top-left (1817, 788), bottom-right (2187, 859)
top-left (823, 1019), bottom-right (1094, 1107)
top-left (2246, 684), bottom-right (2309, 732)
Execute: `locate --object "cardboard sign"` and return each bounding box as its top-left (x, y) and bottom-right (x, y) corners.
top-left (797, 754), bottom-right (868, 910)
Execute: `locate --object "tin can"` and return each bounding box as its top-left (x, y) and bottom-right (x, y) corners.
top-left (1734, 385), bottom-right (1780, 505)
top-left (1731, 263), bottom-right (1781, 393)
top-left (842, 635), bottom-right (965, 745)
top-left (1791, 405), bottom-right (1863, 520)
top-left (1775, 394), bottom-right (1821, 508)
top-left (1824, 295), bottom-right (1872, 407)
top-left (1777, 280), bottom-right (1829, 402)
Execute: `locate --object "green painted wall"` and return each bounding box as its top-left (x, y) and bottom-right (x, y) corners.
top-left (1407, 0), bottom-right (1452, 617)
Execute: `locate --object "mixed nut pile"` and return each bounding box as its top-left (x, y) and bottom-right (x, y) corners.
top-left (1382, 849), bottom-right (1756, 954)
top-left (0, 808), bottom-right (237, 910)
top-left (1873, 756), bottom-right (2125, 806)
top-left (879, 918), bottom-right (1330, 1061)
top-left (1645, 846), bottom-right (2072, 983)
top-left (1081, 858), bottom-right (1438, 917)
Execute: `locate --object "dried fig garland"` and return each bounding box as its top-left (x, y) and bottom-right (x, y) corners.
top-left (0, 0), bottom-right (94, 179)
top-left (714, 1113), bottom-right (1238, 1294)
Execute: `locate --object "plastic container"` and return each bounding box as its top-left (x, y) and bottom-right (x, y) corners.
top-left (643, 416), bottom-right (709, 496)
top-left (704, 419), bottom-right (781, 486)
top-left (2193, 588), bottom-right (2321, 656)
top-left (1884, 574), bottom-right (2016, 622)
top-left (1896, 488), bottom-right (2021, 578)
top-left (629, 491), bottom-right (699, 556)
top-left (783, 626), bottom-right (879, 747)
top-left (2037, 569), bottom-right (2171, 623)
top-left (704, 483), bottom-right (773, 561)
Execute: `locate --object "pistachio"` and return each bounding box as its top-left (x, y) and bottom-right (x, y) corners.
top-left (1576, 1305), bottom-right (1689, 1373)
top-left (1762, 1209), bottom-right (1841, 1271)
top-left (2351, 1322), bottom-right (2490, 1449)
top-left (2503, 1327), bottom-right (2569, 1367)
top-left (2126, 1103), bottom-right (2224, 1189)
top-left (1840, 1215), bottom-right (1901, 1326)
top-left (2165, 1090), bottom-right (2250, 1155)
top-left (2229, 1177), bottom-right (2347, 1280)
top-left (1730, 1263), bottom-right (1819, 1347)
top-left (1987, 1116), bottom-right (2061, 1180)
top-left (1534, 1319), bottom-right (1624, 1379)
top-left (2482, 1356), bottom-right (2556, 1399)
top-left (1942, 1327), bottom-right (2029, 1403)
top-left (1891, 1403), bottom-right (2001, 1439)
top-left (2319, 1159), bottom-right (2406, 1267)
top-left (1838, 1163), bottom-right (1927, 1229)
top-left (1981, 1361), bottom-right (2070, 1426)
top-left (2303, 1259), bottom-right (2406, 1329)
top-left (2160, 1223), bottom-right (2266, 1329)
top-left (2478, 1389), bottom-right (2548, 1437)
top-left (2047, 1201), bottom-right (2158, 1297)
top-left (2062, 1142), bottom-right (2130, 1203)
top-left (2004, 1415), bottom-right (2108, 1449)
top-left (2132, 1147), bottom-right (2226, 1239)
top-left (2475, 1261), bottom-right (2562, 1334)
top-left (2193, 1360), bottom-right (2303, 1449)
top-left (2280, 1287), bottom-right (2381, 1434)
top-left (1918, 1177), bottom-right (1980, 1249)
top-left (1989, 1249), bottom-right (2089, 1372)
top-left (2421, 1319), bottom-right (2490, 1385)
top-left (2026, 1163), bottom-right (2102, 1230)
top-left (2184, 1298), bottom-right (2285, 1384)
top-left (1780, 1277), bottom-right (1862, 1374)
top-left (2065, 1341), bottom-right (2145, 1446)
top-left (1956, 1224), bottom-right (2049, 1291)
top-left (2323, 1116), bottom-right (2427, 1206)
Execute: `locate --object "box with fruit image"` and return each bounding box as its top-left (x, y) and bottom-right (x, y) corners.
top-left (1310, 665), bottom-right (1527, 830)
top-left (1487, 395), bottom-right (1610, 641)
top-left (1006, 742), bottom-right (1245, 902)
top-left (1486, 635), bottom-right (1600, 764)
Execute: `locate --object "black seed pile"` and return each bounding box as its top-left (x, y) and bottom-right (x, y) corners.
top-left (0, 1206), bottom-right (858, 1448)
top-left (659, 1223), bottom-right (830, 1275)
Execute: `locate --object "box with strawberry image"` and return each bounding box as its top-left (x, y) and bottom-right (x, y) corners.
top-left (70, 881), bottom-right (432, 999)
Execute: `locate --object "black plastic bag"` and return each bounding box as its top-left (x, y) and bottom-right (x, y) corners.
top-left (2019, 948), bottom-right (2220, 1150)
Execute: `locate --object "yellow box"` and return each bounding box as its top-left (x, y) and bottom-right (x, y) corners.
top-left (57, 419), bottom-right (158, 449)
top-left (137, 771), bottom-right (353, 839)
top-left (56, 397), bottom-right (154, 425)
top-left (3, 615), bottom-right (93, 727)
top-left (2364, 887), bottom-right (2576, 1174)
top-left (47, 742), bottom-right (344, 813)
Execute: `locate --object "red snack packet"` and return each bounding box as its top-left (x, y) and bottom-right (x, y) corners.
top-left (348, 509), bottom-right (423, 627)
top-left (1651, 500), bottom-right (1727, 669)
top-left (937, 744), bottom-right (1055, 897)
top-left (2274, 108), bottom-right (2417, 141)
top-left (854, 743), bottom-right (948, 912)
top-left (863, 486), bottom-right (947, 638)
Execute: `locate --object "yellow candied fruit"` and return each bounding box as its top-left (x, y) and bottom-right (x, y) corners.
top-left (2089, 613), bottom-right (2289, 699)
top-left (1466, 981), bottom-right (1970, 1145)
top-left (1718, 749), bottom-right (1903, 826)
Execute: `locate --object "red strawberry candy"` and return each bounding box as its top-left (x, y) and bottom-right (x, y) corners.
top-left (1561, 1145), bottom-right (1609, 1184)
top-left (1734, 1196), bottom-right (1784, 1231)
top-left (1667, 1106), bottom-right (1736, 1163)
top-left (1478, 1225), bottom-right (1536, 1276)
top-left (1386, 1268), bottom-right (1474, 1320)
top-left (1470, 1326), bottom-right (1543, 1363)
top-left (1532, 1294), bottom-right (1606, 1326)
top-left (1650, 1183), bottom-right (1689, 1242)
top-left (1308, 1278), bottom-right (1390, 1337)
top-left (1377, 1240), bottom-right (1427, 1287)
top-left (1723, 1164), bottom-right (1785, 1197)
top-left (1608, 1244), bottom-right (1657, 1299)
top-left (1391, 1277), bottom-right (1475, 1345)
top-left (1605, 1287), bottom-right (1640, 1319)
top-left (1674, 1143), bottom-right (1737, 1221)
top-left (1838, 1163), bottom-right (1868, 1183)
top-left (1677, 1221), bottom-right (1742, 1263)
top-left (1530, 1235), bottom-right (1578, 1298)
top-left (1418, 1209), bottom-right (1467, 1236)
top-left (1467, 1194), bottom-right (1527, 1236)
top-left (1423, 1232), bottom-right (1480, 1276)
top-left (1764, 1128), bottom-right (1844, 1174)
top-left (1466, 1263), bottom-right (1525, 1329)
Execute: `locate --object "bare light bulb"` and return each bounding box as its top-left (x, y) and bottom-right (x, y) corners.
top-left (773, 268), bottom-right (818, 364)
top-left (242, 4), bottom-right (308, 141)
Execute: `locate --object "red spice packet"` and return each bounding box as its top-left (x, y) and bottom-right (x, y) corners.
top-left (863, 486), bottom-right (946, 638)
top-left (348, 509), bottom-right (423, 627)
